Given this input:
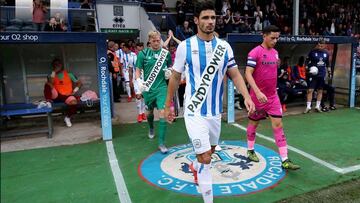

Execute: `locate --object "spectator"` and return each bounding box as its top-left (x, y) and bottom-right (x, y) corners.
top-left (232, 0), bottom-right (242, 13)
top-left (80, 0), bottom-right (91, 9)
top-left (215, 15), bottom-right (225, 37)
top-left (263, 4), bottom-right (271, 28)
top-left (44, 17), bottom-right (63, 31)
top-left (221, 0), bottom-right (231, 16)
top-left (223, 9), bottom-right (233, 34)
top-left (176, 20), bottom-right (194, 41)
top-left (242, 0), bottom-right (252, 16)
top-left (323, 26), bottom-right (332, 36)
top-left (330, 19), bottom-right (336, 35)
top-left (283, 26), bottom-right (291, 35)
top-left (299, 23), bottom-right (306, 35)
top-left (242, 14), bottom-right (252, 33)
top-left (176, 0), bottom-right (186, 25)
top-left (54, 12), bottom-right (67, 31)
top-left (44, 58), bottom-right (82, 127)
top-left (254, 6), bottom-right (263, 33)
top-left (163, 30), bottom-right (181, 63)
top-left (32, 0), bottom-right (47, 31)
top-left (232, 11), bottom-right (242, 33)
top-left (161, 2), bottom-right (170, 12)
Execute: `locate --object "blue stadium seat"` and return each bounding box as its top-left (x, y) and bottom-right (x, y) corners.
top-left (5, 25), bottom-right (21, 31)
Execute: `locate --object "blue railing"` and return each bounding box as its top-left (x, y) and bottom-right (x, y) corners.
top-left (0, 6), bottom-right (96, 32)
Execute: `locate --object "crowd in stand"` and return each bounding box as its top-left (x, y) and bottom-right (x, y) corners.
top-left (0, 0), bottom-right (93, 32)
top-left (172, 0), bottom-right (360, 38)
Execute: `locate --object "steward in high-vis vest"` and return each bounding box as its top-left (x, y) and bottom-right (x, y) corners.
top-left (293, 56), bottom-right (307, 86)
top-left (44, 58), bottom-right (82, 127)
top-left (108, 41), bottom-right (122, 102)
top-left (107, 49), bottom-right (120, 73)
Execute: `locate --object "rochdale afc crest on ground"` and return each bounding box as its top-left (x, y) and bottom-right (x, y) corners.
top-left (139, 140), bottom-right (286, 196)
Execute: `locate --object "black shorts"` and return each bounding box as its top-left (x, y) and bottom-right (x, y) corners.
top-left (308, 77), bottom-right (325, 90)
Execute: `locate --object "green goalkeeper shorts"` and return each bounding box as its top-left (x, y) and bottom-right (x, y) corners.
top-left (143, 86), bottom-right (167, 111)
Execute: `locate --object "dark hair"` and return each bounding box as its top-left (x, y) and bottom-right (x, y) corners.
top-left (136, 42), bottom-right (144, 46)
top-left (123, 43), bottom-right (131, 48)
top-left (51, 58), bottom-right (62, 67)
top-left (298, 56), bottom-right (305, 65)
top-left (318, 38), bottom-right (326, 44)
top-left (262, 25), bottom-right (280, 35)
top-left (194, 1), bottom-right (215, 18)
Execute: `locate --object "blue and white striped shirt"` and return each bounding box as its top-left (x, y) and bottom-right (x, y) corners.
top-left (123, 51), bottom-right (137, 70)
top-left (173, 36), bottom-right (237, 117)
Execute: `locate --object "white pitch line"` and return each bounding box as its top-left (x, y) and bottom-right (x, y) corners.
top-left (106, 141), bottom-right (132, 203)
top-left (232, 123), bottom-right (360, 174)
top-left (341, 164), bottom-right (360, 174)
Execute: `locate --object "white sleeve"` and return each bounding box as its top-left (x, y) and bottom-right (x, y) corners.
top-left (119, 52), bottom-right (124, 64)
top-left (172, 41), bottom-right (186, 73)
top-left (133, 53), bottom-right (137, 67)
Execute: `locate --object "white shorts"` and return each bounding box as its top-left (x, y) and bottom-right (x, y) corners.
top-left (184, 114), bottom-right (221, 154)
top-left (123, 69), bottom-right (130, 82)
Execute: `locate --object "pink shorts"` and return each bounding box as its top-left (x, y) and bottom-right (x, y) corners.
top-left (248, 94), bottom-right (283, 121)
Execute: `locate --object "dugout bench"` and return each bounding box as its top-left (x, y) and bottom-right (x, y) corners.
top-left (0, 99), bottom-right (100, 139)
top-left (1, 103), bottom-right (53, 138)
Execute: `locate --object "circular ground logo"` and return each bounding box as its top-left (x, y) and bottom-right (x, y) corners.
top-left (139, 140), bottom-right (286, 196)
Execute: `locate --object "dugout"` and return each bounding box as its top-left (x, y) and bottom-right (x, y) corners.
top-left (0, 32), bottom-right (112, 140)
top-left (226, 34), bottom-right (358, 123)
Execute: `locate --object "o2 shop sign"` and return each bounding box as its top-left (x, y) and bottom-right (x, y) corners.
top-left (0, 33), bottom-right (39, 42)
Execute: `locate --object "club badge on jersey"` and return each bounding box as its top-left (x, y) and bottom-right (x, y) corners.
top-left (142, 48), bottom-right (169, 92)
top-left (187, 41), bottom-right (226, 113)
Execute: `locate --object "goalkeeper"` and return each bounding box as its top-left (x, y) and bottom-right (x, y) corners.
top-left (135, 30), bottom-right (173, 154)
top-left (304, 39), bottom-right (331, 114)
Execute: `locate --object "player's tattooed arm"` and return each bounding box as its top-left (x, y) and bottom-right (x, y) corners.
top-left (227, 68), bottom-right (255, 114)
top-left (165, 71), bottom-right (181, 123)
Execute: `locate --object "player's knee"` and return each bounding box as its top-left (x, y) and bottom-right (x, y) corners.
top-left (249, 120), bottom-right (259, 127)
top-left (159, 110), bottom-right (165, 118)
top-left (272, 120), bottom-right (282, 128)
top-left (147, 110), bottom-right (154, 116)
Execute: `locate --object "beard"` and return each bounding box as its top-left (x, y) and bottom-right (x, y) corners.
top-left (199, 25), bottom-right (214, 35)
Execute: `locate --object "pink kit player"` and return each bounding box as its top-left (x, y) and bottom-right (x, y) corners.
top-left (245, 25), bottom-right (300, 170)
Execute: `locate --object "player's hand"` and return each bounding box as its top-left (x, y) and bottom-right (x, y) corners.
top-left (164, 68), bottom-right (172, 80)
top-left (244, 97), bottom-right (256, 115)
top-left (168, 30), bottom-right (173, 37)
top-left (256, 91), bottom-right (268, 103)
top-left (328, 72), bottom-right (332, 79)
top-left (72, 87), bottom-right (79, 94)
top-left (136, 78), bottom-right (147, 92)
top-left (164, 106), bottom-right (175, 124)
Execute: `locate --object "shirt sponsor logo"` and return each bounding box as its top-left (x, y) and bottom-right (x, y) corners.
top-left (187, 42), bottom-right (226, 113)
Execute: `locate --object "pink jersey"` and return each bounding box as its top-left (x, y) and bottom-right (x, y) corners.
top-left (247, 45), bottom-right (280, 97)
